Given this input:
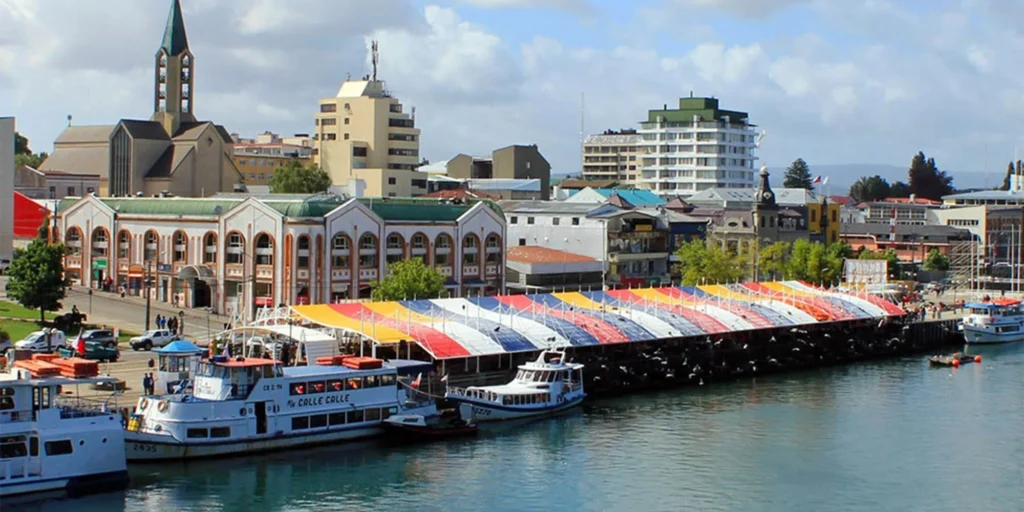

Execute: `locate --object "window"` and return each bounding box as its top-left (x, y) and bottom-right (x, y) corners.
top-left (412, 234), bottom-right (427, 250)
top-left (44, 440), bottom-right (74, 456)
top-left (328, 412), bottom-right (346, 426)
top-left (89, 228), bottom-right (108, 257)
top-left (364, 374), bottom-right (379, 388)
top-left (510, 216), bottom-right (518, 224)
top-left (186, 428), bottom-right (209, 438)
top-left (87, 187), bottom-right (95, 194)
top-left (1, 438), bottom-right (28, 458)
top-left (527, 217), bottom-right (535, 225)
top-left (353, 147), bottom-right (368, 157)
top-left (144, 231), bottom-right (158, 261)
top-left (386, 234), bottom-right (403, 251)
top-left (310, 414), bottom-right (328, 428)
top-left (831, 209), bottom-right (837, 223)
top-left (289, 382), bottom-right (306, 395)
top-left (321, 118), bottom-right (337, 126)
top-left (553, 217), bottom-right (560, 226)
top-left (359, 234), bottom-right (378, 268)
top-left (347, 409), bottom-right (365, 423)
top-left (226, 233), bottom-right (245, 264)
top-left (204, 233), bottom-right (217, 263)
top-left (344, 133), bottom-right (350, 140)
top-left (292, 416), bottom-right (310, 430)
top-left (118, 231), bottom-right (131, 259)
top-left (173, 231), bottom-right (187, 262)
top-left (67, 186), bottom-right (75, 196)
top-left (48, 186), bottom-right (55, 199)
top-left (210, 427), bottom-right (231, 438)
top-left (411, 179), bottom-right (427, 188)
top-left (388, 177), bottom-right (396, 185)
top-left (255, 234), bottom-right (273, 265)
top-left (332, 235), bottom-right (351, 269)
top-left (519, 238), bottom-right (526, 246)
top-left (380, 374), bottom-right (396, 386)
top-left (365, 408), bottom-right (381, 421)
top-left (346, 377), bottom-right (363, 390)
top-left (297, 236), bottom-right (310, 269)
top-left (435, 234), bottom-right (452, 266)
top-left (320, 104), bottom-right (337, 113)
top-left (572, 217), bottom-right (580, 226)
top-left (65, 228), bottom-right (82, 256)
top-left (0, 387), bottom-right (14, 410)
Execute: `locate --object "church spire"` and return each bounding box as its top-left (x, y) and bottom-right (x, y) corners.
top-left (161, 0), bottom-right (189, 57)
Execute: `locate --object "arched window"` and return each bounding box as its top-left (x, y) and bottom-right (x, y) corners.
top-left (297, 235), bottom-right (310, 269)
top-left (485, 233), bottom-right (502, 264)
top-left (90, 228), bottom-right (108, 257)
top-left (173, 231), bottom-right (187, 263)
top-left (117, 230), bottom-right (131, 259)
top-left (255, 234), bottom-right (274, 266)
top-left (144, 230), bottom-right (158, 262)
top-left (411, 233), bottom-right (429, 265)
top-left (226, 232), bottom-right (244, 264)
top-left (434, 233), bottom-right (452, 266)
top-left (331, 234), bottom-right (351, 270)
top-left (463, 234), bottom-right (479, 266)
top-left (203, 233), bottom-right (217, 264)
top-left (65, 227), bottom-right (82, 256)
top-left (359, 234), bottom-right (378, 269)
top-left (385, 233), bottom-right (404, 266)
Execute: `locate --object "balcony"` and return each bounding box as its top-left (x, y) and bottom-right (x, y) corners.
top-left (359, 268), bottom-right (378, 280)
top-left (331, 269), bottom-right (351, 281)
top-left (463, 265), bottom-right (479, 276)
top-left (256, 266), bottom-right (274, 280)
top-left (485, 264), bottom-right (500, 277)
top-left (66, 255), bottom-right (82, 269)
top-left (436, 266), bottom-right (453, 277)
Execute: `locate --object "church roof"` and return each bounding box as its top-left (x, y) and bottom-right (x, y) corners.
top-left (120, 119), bottom-right (170, 140)
top-left (173, 122), bottom-right (234, 143)
top-left (145, 145), bottom-right (194, 178)
top-left (54, 125), bottom-right (114, 144)
top-left (161, 0), bottom-right (189, 57)
top-left (39, 146), bottom-right (108, 176)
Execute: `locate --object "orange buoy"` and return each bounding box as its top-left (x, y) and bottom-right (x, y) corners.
top-left (952, 359), bottom-right (961, 367)
top-left (974, 355), bottom-right (982, 363)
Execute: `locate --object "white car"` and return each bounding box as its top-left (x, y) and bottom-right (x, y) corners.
top-left (129, 329), bottom-right (178, 351)
top-left (15, 330), bottom-right (68, 352)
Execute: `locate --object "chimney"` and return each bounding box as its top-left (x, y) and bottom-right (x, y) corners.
top-left (909, 193), bottom-right (916, 202)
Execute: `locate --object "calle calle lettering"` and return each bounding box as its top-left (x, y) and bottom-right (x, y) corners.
top-left (292, 393), bottom-right (352, 408)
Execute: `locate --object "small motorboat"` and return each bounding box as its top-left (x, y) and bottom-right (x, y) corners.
top-left (928, 352), bottom-right (982, 367)
top-left (383, 412), bottom-right (478, 442)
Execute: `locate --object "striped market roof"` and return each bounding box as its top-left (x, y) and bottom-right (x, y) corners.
top-left (290, 281), bottom-right (905, 360)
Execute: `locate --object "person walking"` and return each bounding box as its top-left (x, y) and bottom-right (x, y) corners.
top-left (142, 373), bottom-right (152, 395)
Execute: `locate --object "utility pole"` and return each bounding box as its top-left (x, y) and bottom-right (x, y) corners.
top-left (144, 260), bottom-right (152, 331)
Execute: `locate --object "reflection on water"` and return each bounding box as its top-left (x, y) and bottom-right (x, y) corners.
top-left (13, 345), bottom-right (1024, 512)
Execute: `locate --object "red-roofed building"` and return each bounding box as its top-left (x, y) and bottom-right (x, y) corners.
top-left (506, 246), bottom-right (604, 293)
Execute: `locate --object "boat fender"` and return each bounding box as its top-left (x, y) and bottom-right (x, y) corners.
top-left (240, 407), bottom-right (247, 416)
top-left (140, 398), bottom-right (149, 410)
top-left (157, 400), bottom-right (169, 412)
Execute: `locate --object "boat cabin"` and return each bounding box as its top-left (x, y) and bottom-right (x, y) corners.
top-left (966, 299), bottom-right (1022, 318)
top-left (192, 357), bottom-right (282, 401)
top-left (153, 341), bottom-right (204, 394)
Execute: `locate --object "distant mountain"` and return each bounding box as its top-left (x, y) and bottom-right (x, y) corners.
top-left (769, 164), bottom-right (996, 193)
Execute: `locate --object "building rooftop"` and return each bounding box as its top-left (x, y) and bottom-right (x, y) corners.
top-left (591, 188), bottom-right (664, 206)
top-left (942, 189), bottom-right (1024, 202)
top-left (840, 223), bottom-right (973, 240)
top-left (556, 178), bottom-right (620, 190)
top-left (500, 200), bottom-right (599, 215)
top-left (686, 187), bottom-right (820, 207)
top-left (506, 246), bottom-right (597, 264)
top-left (583, 133), bottom-right (641, 145)
top-left (422, 189), bottom-right (500, 201)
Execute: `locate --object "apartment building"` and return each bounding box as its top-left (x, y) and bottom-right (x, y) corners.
top-left (581, 129), bottom-right (640, 182)
top-left (313, 75), bottom-right (425, 198)
top-left (232, 132), bottom-right (314, 186)
top-left (637, 96), bottom-right (758, 197)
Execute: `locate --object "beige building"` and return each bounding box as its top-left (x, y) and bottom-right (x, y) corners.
top-left (38, 0), bottom-right (243, 198)
top-left (14, 165), bottom-right (101, 199)
top-left (582, 129), bottom-right (640, 182)
top-left (423, 145), bottom-right (551, 200)
top-left (231, 132), bottom-right (314, 186)
top-left (313, 68), bottom-right (425, 197)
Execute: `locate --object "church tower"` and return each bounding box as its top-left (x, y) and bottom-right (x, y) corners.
top-left (151, 0), bottom-right (196, 136)
top-left (752, 164), bottom-right (779, 241)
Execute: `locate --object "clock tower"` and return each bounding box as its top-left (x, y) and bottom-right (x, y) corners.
top-left (752, 165), bottom-right (779, 241)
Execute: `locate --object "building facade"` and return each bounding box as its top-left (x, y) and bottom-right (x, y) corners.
top-left (37, 0), bottom-right (243, 198)
top-left (425, 145), bottom-right (552, 200)
top-left (14, 165), bottom-right (101, 200)
top-left (1, 117), bottom-right (13, 261)
top-left (55, 195), bottom-right (506, 317)
top-left (232, 134), bottom-right (314, 186)
top-left (637, 96), bottom-right (758, 197)
top-left (313, 75), bottom-right (425, 198)
top-left (581, 130), bottom-right (640, 183)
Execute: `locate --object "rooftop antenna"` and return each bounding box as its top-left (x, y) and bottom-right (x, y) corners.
top-left (66, 114), bottom-right (72, 127)
top-left (371, 40), bottom-right (379, 82)
top-left (411, 106), bottom-right (416, 122)
top-left (580, 92), bottom-right (585, 176)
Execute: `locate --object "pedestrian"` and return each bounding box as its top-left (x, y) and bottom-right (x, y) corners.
top-left (154, 314), bottom-right (161, 329)
top-left (142, 373), bottom-right (151, 395)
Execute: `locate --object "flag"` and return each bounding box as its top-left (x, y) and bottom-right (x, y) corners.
top-left (440, 374), bottom-right (449, 383)
top-left (812, 176), bottom-right (822, 185)
top-left (75, 331), bottom-right (86, 355)
top-left (822, 176), bottom-right (830, 185)
top-left (411, 373), bottom-right (422, 389)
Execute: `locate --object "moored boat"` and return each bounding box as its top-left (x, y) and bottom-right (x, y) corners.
top-left (928, 353), bottom-right (982, 367)
top-left (0, 363), bottom-right (129, 499)
top-left (383, 411), bottom-right (478, 442)
top-left (124, 355), bottom-right (436, 461)
top-left (960, 298), bottom-right (1024, 344)
top-left (445, 348), bottom-right (585, 422)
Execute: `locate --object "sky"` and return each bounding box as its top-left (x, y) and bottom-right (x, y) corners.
top-left (2, 0), bottom-right (1024, 187)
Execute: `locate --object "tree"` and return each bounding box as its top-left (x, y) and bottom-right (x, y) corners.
top-left (14, 131), bottom-right (29, 155)
top-left (889, 180), bottom-right (910, 198)
top-left (758, 241), bottom-right (790, 280)
top-left (267, 161), bottom-right (332, 194)
top-left (783, 158), bottom-right (813, 189)
top-left (6, 224), bottom-right (70, 322)
top-left (1001, 161), bottom-right (1015, 191)
top-left (13, 131), bottom-right (47, 169)
top-left (923, 248), bottom-right (950, 272)
top-left (907, 151), bottom-right (954, 200)
top-left (849, 175), bottom-right (891, 203)
top-left (859, 248), bottom-right (901, 279)
top-left (371, 257), bottom-right (445, 301)
top-left (675, 239), bottom-right (745, 285)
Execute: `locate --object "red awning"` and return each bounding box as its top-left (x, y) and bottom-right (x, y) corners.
top-left (14, 191), bottom-right (48, 239)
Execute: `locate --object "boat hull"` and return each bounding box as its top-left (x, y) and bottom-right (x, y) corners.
top-left (0, 470), bottom-right (129, 499)
top-left (963, 327), bottom-right (1024, 344)
top-left (125, 425), bottom-right (383, 461)
top-left (383, 422), bottom-right (478, 442)
top-left (451, 395), bottom-right (585, 422)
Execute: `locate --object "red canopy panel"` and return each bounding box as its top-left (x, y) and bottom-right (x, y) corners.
top-left (14, 191), bottom-right (48, 239)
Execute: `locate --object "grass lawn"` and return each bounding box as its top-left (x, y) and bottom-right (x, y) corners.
top-left (0, 300), bottom-right (57, 321)
top-left (0, 320), bottom-right (43, 342)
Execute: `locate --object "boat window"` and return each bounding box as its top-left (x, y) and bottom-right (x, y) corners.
top-left (187, 428), bottom-right (209, 439)
top-left (309, 381), bottom-right (326, 394)
top-left (380, 374), bottom-right (396, 387)
top-left (364, 375), bottom-right (379, 388)
top-left (347, 409), bottom-right (364, 423)
top-left (29, 436), bottom-right (39, 456)
top-left (0, 387), bottom-right (14, 410)
top-left (292, 416), bottom-right (310, 430)
top-left (365, 408), bottom-right (381, 421)
top-left (327, 379), bottom-right (344, 392)
top-left (383, 407), bottom-right (396, 420)
top-left (210, 427), bottom-right (231, 438)
top-left (0, 436), bottom-right (28, 459)
top-left (310, 414), bottom-right (328, 428)
top-left (503, 395), bottom-right (512, 406)
top-left (328, 412), bottom-right (346, 426)
top-left (346, 377), bottom-right (363, 390)
top-left (290, 382), bottom-right (306, 395)
top-left (44, 439), bottom-right (73, 456)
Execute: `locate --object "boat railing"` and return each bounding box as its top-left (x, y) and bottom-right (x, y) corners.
top-left (55, 396), bottom-right (117, 420)
top-left (565, 382), bottom-right (583, 392)
top-left (446, 386), bottom-right (470, 397)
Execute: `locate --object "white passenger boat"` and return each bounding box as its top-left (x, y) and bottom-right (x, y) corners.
top-left (124, 355), bottom-right (436, 461)
top-left (0, 368), bottom-right (128, 499)
top-left (445, 348), bottom-right (585, 422)
top-left (961, 298), bottom-right (1024, 344)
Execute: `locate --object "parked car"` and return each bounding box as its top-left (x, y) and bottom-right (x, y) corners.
top-left (59, 341), bottom-right (119, 362)
top-left (0, 258), bottom-right (10, 274)
top-left (76, 329), bottom-right (118, 349)
top-left (129, 329), bottom-right (178, 351)
top-left (15, 330), bottom-right (68, 353)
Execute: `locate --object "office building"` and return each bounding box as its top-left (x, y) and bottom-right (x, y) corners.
top-left (581, 129), bottom-right (640, 182)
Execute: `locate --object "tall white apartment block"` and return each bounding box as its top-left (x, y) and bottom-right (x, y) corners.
top-left (637, 96), bottom-right (758, 197)
top-left (0, 117), bottom-right (14, 261)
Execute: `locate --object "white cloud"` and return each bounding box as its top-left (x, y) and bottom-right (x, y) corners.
top-left (669, 0), bottom-right (815, 18)
top-left (453, 0), bottom-right (593, 14)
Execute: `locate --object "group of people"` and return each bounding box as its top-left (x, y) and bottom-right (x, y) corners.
top-left (154, 314), bottom-right (182, 335)
top-left (141, 372), bottom-right (156, 395)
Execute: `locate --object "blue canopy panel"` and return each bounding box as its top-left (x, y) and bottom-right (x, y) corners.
top-left (581, 291), bottom-right (705, 337)
top-left (819, 297), bottom-right (872, 319)
top-left (400, 300), bottom-right (538, 353)
top-left (528, 293), bottom-right (657, 341)
top-left (743, 302), bottom-right (796, 326)
top-left (470, 297), bottom-right (600, 347)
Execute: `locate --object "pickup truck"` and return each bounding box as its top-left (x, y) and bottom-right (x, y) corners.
top-left (129, 329), bottom-right (178, 351)
top-left (59, 341), bottom-right (120, 363)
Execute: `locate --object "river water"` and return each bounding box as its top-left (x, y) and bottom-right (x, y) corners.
top-left (15, 344), bottom-right (1024, 512)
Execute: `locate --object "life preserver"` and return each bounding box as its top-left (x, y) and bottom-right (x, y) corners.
top-left (157, 400), bottom-right (169, 412)
top-left (139, 398), bottom-right (149, 410)
top-left (239, 407), bottom-right (247, 416)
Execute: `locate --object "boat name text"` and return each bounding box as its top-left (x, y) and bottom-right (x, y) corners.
top-left (288, 393), bottom-right (352, 408)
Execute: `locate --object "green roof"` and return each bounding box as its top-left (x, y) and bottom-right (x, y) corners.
top-left (57, 197), bottom-right (241, 216)
top-left (356, 197), bottom-right (503, 222)
top-left (645, 97), bottom-right (750, 125)
top-left (161, 0), bottom-right (189, 57)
